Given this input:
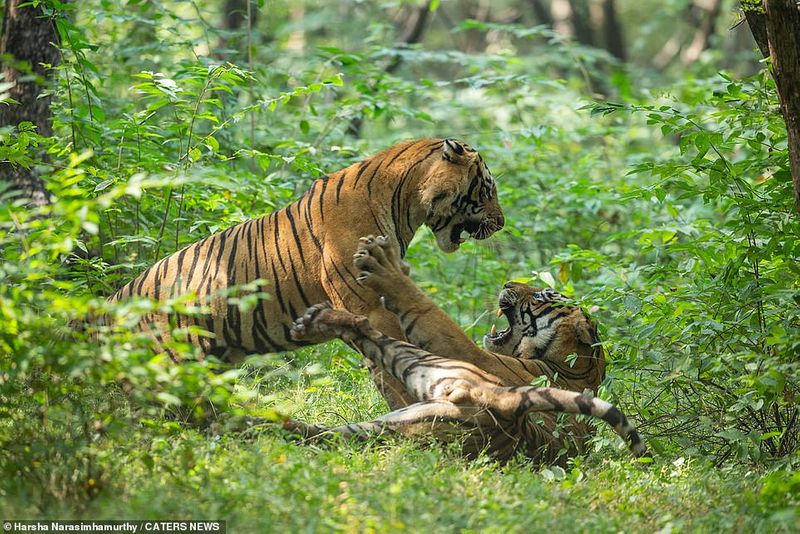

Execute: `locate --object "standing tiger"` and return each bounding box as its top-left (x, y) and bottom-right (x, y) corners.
top-left (111, 139), bottom-right (504, 409)
top-left (284, 237), bottom-right (647, 462)
top-left (288, 236), bottom-right (624, 462)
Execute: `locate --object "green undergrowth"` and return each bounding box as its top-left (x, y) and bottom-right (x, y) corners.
top-left (5, 442), bottom-right (795, 533)
top-left (3, 345), bottom-right (798, 532)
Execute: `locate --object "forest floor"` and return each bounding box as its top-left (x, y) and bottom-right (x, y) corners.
top-left (2, 345), bottom-right (796, 533)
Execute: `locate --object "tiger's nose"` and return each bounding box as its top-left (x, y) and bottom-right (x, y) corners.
top-left (496, 213), bottom-right (505, 229)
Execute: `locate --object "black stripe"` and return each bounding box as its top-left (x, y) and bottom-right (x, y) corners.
top-left (271, 212), bottom-right (287, 271)
top-left (135, 265), bottom-right (154, 295)
top-left (244, 219), bottom-right (255, 264)
top-left (491, 355), bottom-right (532, 384)
top-left (318, 175), bottom-right (330, 223)
top-left (391, 143), bottom-right (441, 254)
top-left (537, 389), bottom-right (565, 412)
top-left (544, 308), bottom-right (573, 328)
top-left (335, 169), bottom-right (349, 203)
top-left (366, 140), bottom-right (434, 196)
top-left (389, 350), bottom-right (420, 380)
top-left (367, 205), bottom-right (388, 239)
top-left (174, 247), bottom-right (191, 293)
top-left (330, 260), bottom-right (369, 306)
top-left (351, 159), bottom-right (373, 189)
top-left (403, 315), bottom-right (420, 338)
top-left (303, 181), bottom-right (323, 251)
top-left (151, 261), bottom-right (164, 300)
top-left (575, 395), bottom-right (594, 416)
top-left (287, 249), bottom-right (313, 309)
top-left (269, 259), bottom-right (288, 315)
top-left (252, 286), bottom-right (285, 352)
top-left (284, 202), bottom-right (307, 264)
top-left (220, 314), bottom-right (236, 347)
top-left (602, 407), bottom-right (622, 428)
top-left (184, 237), bottom-right (207, 290)
top-left (321, 261), bottom-right (348, 305)
top-left (400, 360), bottom-right (426, 382)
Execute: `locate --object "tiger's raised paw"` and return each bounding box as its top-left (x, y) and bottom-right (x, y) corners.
top-left (291, 302), bottom-right (375, 343)
top-left (353, 235), bottom-right (411, 292)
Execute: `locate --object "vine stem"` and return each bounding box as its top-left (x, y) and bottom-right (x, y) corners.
top-left (61, 23), bottom-right (94, 125)
top-left (247, 0), bottom-right (255, 166)
top-left (173, 69), bottom-right (220, 252)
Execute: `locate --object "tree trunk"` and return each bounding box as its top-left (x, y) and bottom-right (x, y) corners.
top-left (744, 0), bottom-right (800, 212)
top-left (567, 0), bottom-right (594, 47)
top-left (218, 0), bottom-right (259, 57)
top-left (743, 6), bottom-right (769, 57)
top-left (0, 0), bottom-right (63, 207)
top-left (528, 0), bottom-right (553, 26)
top-left (600, 0), bottom-right (625, 62)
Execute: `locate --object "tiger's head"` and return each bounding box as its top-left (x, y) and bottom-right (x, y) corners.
top-left (420, 139), bottom-right (504, 253)
top-left (483, 282), bottom-right (606, 390)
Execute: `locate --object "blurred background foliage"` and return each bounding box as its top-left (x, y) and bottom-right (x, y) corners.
top-left (0, 0), bottom-right (798, 523)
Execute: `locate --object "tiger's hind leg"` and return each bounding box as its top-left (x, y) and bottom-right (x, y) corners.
top-left (292, 302), bottom-right (504, 406)
top-left (290, 301), bottom-right (418, 410)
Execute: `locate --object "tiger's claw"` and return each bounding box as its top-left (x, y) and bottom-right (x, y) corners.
top-left (291, 302), bottom-right (375, 343)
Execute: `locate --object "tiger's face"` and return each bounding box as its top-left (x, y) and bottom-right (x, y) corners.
top-left (483, 282), bottom-right (601, 366)
top-left (421, 139), bottom-right (504, 253)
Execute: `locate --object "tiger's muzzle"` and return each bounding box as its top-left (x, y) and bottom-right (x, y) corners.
top-left (462, 212), bottom-right (504, 241)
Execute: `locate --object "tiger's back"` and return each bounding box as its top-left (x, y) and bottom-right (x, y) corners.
top-left (111, 212), bottom-right (329, 355)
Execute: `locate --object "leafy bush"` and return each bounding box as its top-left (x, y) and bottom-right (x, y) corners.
top-left (578, 72), bottom-right (799, 461)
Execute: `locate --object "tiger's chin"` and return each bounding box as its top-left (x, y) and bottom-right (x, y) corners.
top-left (436, 236), bottom-right (462, 253)
top-left (432, 227), bottom-right (465, 253)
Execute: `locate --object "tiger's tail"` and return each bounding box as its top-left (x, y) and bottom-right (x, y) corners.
top-left (514, 387), bottom-right (648, 458)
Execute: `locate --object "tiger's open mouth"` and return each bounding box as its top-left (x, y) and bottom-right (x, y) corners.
top-left (450, 219), bottom-right (484, 246)
top-left (486, 290), bottom-right (515, 345)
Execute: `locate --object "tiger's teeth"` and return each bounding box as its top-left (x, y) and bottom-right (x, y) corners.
top-left (496, 308), bottom-right (503, 317)
top-left (490, 324), bottom-right (497, 336)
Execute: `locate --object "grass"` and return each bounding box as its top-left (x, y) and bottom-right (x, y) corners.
top-left (2, 344), bottom-right (798, 533)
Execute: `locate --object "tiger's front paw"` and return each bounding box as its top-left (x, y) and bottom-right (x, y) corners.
top-left (352, 235), bottom-right (411, 297)
top-left (291, 302), bottom-right (374, 343)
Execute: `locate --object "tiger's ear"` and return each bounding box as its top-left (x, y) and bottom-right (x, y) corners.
top-left (441, 138), bottom-right (471, 164)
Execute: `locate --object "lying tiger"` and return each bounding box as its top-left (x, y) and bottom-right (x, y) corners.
top-left (286, 292), bottom-right (644, 460)
top-left (109, 139), bottom-right (504, 409)
top-left (283, 236), bottom-right (647, 462)
top-left (352, 236), bottom-right (606, 397)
